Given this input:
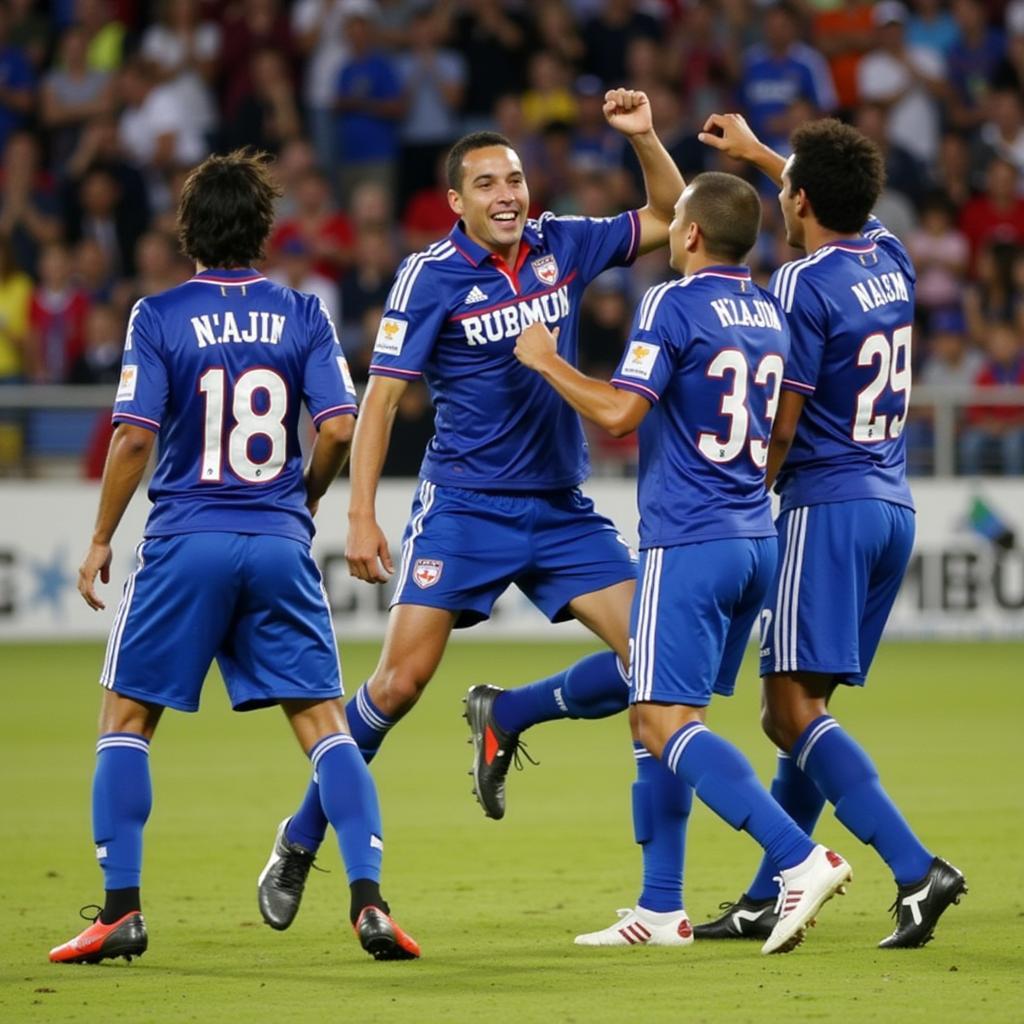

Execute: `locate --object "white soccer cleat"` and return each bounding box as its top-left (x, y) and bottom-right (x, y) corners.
top-left (761, 844), bottom-right (853, 955)
top-left (574, 906), bottom-right (694, 947)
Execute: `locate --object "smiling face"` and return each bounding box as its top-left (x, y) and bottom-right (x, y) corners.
top-left (448, 146), bottom-right (529, 259)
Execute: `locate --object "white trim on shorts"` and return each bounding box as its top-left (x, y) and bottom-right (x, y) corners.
top-left (773, 507), bottom-right (809, 673)
top-left (100, 541), bottom-right (147, 690)
top-left (393, 481), bottom-right (437, 598)
top-left (632, 546), bottom-right (664, 702)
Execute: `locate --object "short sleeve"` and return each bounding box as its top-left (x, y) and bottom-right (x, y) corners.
top-left (303, 298), bottom-right (358, 427)
top-left (862, 216), bottom-right (916, 283)
top-left (610, 284), bottom-right (679, 404)
top-left (770, 269), bottom-right (827, 396)
top-left (545, 211), bottom-right (641, 286)
top-left (369, 257), bottom-right (449, 380)
top-left (112, 299), bottom-right (167, 432)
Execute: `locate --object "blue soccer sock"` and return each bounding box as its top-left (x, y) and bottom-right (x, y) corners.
top-left (92, 733), bottom-right (152, 919)
top-left (663, 723), bottom-right (815, 872)
top-left (633, 742), bottom-right (690, 913)
top-left (745, 752), bottom-right (827, 901)
top-left (285, 683), bottom-right (395, 853)
top-left (493, 652), bottom-right (629, 734)
top-left (794, 716), bottom-right (933, 885)
top-left (311, 733), bottom-right (383, 890)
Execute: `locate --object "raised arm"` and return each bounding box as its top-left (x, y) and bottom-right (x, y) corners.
top-left (346, 375), bottom-right (409, 584)
top-left (699, 112), bottom-right (787, 188)
top-left (604, 88), bottom-right (685, 255)
top-left (514, 323), bottom-right (650, 438)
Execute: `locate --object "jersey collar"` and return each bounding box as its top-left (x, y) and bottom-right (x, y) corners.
top-left (191, 267), bottom-right (266, 284)
top-left (688, 264), bottom-right (752, 280)
top-left (448, 220), bottom-right (540, 268)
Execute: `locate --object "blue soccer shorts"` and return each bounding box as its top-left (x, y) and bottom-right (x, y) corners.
top-left (100, 532), bottom-right (343, 712)
top-left (629, 537), bottom-right (777, 707)
top-left (759, 499), bottom-right (915, 685)
top-left (390, 482), bottom-right (637, 628)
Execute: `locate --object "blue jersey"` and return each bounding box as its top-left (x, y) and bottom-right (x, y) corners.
top-left (611, 266), bottom-right (790, 549)
top-left (369, 211), bottom-right (641, 491)
top-left (770, 218), bottom-right (915, 513)
top-left (112, 267), bottom-right (358, 543)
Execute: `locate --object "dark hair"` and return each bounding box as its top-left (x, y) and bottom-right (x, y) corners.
top-left (685, 171), bottom-right (762, 263)
top-left (446, 131), bottom-right (514, 191)
top-left (788, 119), bottom-right (885, 234)
top-left (177, 149), bottom-right (281, 268)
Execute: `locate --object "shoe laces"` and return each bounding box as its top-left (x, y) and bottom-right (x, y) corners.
top-left (511, 739), bottom-right (539, 771)
top-left (278, 848), bottom-right (319, 893)
top-left (887, 895), bottom-right (900, 920)
top-left (79, 904), bottom-right (102, 923)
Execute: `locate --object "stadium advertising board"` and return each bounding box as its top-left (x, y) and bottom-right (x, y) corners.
top-left (0, 480), bottom-right (1022, 640)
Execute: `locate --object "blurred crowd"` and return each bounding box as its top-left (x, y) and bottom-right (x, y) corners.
top-left (0, 0), bottom-right (1022, 477)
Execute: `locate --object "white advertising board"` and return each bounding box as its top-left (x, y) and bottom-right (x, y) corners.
top-left (0, 479), bottom-right (1022, 641)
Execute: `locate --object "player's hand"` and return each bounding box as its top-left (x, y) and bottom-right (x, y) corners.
top-left (514, 323), bottom-right (559, 370)
top-left (346, 516), bottom-right (394, 584)
top-left (603, 89), bottom-right (653, 137)
top-left (78, 542), bottom-right (112, 611)
top-left (698, 113), bottom-right (762, 162)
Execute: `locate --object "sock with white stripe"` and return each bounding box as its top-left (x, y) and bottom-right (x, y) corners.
top-left (93, 733), bottom-right (151, 923)
top-left (745, 752), bottom-right (827, 901)
top-left (794, 715), bottom-right (933, 885)
top-left (493, 652), bottom-right (629, 734)
top-left (663, 723), bottom-right (815, 872)
top-left (310, 733), bottom-right (384, 916)
top-left (285, 683), bottom-right (395, 852)
top-left (633, 742), bottom-right (690, 913)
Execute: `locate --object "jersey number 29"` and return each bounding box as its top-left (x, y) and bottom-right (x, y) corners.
top-left (199, 367), bottom-right (287, 483)
top-left (698, 351), bottom-right (784, 467)
top-left (853, 325), bottom-right (911, 443)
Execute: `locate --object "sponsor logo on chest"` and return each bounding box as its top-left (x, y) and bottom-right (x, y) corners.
top-left (460, 285), bottom-right (570, 346)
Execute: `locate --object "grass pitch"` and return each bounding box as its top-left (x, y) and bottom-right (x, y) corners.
top-left (1, 640), bottom-right (1021, 1024)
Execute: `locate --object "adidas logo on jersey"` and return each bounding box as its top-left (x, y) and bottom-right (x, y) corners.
top-left (465, 285), bottom-right (489, 305)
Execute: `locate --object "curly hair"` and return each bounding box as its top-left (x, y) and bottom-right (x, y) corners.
top-left (177, 149), bottom-right (282, 269)
top-left (787, 120), bottom-right (885, 234)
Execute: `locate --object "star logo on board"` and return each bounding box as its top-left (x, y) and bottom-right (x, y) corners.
top-left (29, 546), bottom-right (74, 618)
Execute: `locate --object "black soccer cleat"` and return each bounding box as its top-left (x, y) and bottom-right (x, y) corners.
top-left (693, 894), bottom-right (779, 940)
top-left (50, 908), bottom-right (148, 964)
top-left (464, 684), bottom-right (521, 820)
top-left (258, 817), bottom-right (317, 930)
top-left (354, 906), bottom-right (421, 960)
top-left (878, 857), bottom-right (967, 949)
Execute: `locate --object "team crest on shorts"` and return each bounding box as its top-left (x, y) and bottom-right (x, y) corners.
top-left (532, 254), bottom-right (559, 286)
top-left (412, 558), bottom-right (443, 589)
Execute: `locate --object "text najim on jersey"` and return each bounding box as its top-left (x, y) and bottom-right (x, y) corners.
top-left (770, 217), bottom-right (915, 512)
top-left (369, 212), bottom-right (641, 490)
top-left (112, 267), bottom-right (357, 542)
top-left (611, 267), bottom-right (791, 549)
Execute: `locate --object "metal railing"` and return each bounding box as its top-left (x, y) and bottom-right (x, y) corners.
top-left (1, 383), bottom-right (1023, 477)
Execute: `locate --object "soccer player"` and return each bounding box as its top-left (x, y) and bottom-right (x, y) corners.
top-left (48, 151), bottom-right (419, 966)
top-left (513, 171), bottom-right (853, 956)
top-left (691, 114), bottom-right (966, 948)
top-left (257, 90), bottom-right (686, 931)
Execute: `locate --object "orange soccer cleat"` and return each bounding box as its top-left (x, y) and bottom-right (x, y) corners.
top-left (354, 906), bottom-right (421, 961)
top-left (49, 908), bottom-right (148, 965)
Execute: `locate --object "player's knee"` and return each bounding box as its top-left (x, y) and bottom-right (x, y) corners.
top-left (369, 664), bottom-right (430, 717)
top-left (760, 703), bottom-right (798, 752)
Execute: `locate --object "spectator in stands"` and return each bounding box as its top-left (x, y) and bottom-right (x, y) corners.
top-left (223, 48), bottom-right (303, 154)
top-left (40, 26), bottom-right (114, 167)
top-left (64, 165), bottom-right (140, 281)
top-left (76, 0), bottom-right (126, 73)
top-left (219, 0), bottom-right (293, 124)
top-left (0, 2), bottom-right (34, 159)
top-left (27, 241), bottom-right (89, 383)
top-left (112, 230), bottom-right (186, 314)
top-left (907, 0), bottom-right (961, 59)
top-left (69, 301), bottom-right (121, 385)
top-left (73, 237), bottom-right (113, 304)
top-left (993, 1), bottom-right (1024, 90)
top-left (853, 101), bottom-right (925, 205)
top-left (267, 235), bottom-right (340, 324)
top-left (671, 0), bottom-right (739, 126)
top-left (138, 0), bottom-right (222, 144)
top-left (569, 74), bottom-right (624, 172)
top-left (908, 194), bottom-right (970, 317)
top-left (401, 153), bottom-right (456, 253)
top-left (8, 0), bottom-right (48, 74)
top-left (813, 0), bottom-right (875, 113)
top-left (960, 321), bottom-right (1024, 474)
top-left (349, 178), bottom-right (394, 236)
top-left (740, 1), bottom-right (837, 152)
top-left (522, 51), bottom-right (577, 132)
top-left (920, 308), bottom-right (984, 387)
top-left (0, 230), bottom-right (29, 382)
top-left (578, 269), bottom-right (632, 377)
top-left (857, 1), bottom-right (947, 166)
top-left (932, 130), bottom-right (974, 208)
top-left (454, 0), bottom-right (528, 130)
top-left (340, 225), bottom-right (396, 347)
top-left (581, 0), bottom-right (661, 85)
top-left (396, 8), bottom-right (465, 207)
top-left (0, 132), bottom-right (60, 278)
top-left (334, 3), bottom-right (404, 202)
top-left (959, 158), bottom-right (1024, 271)
top-left (270, 167), bottom-right (354, 280)
top-left (974, 87), bottom-right (1024, 182)
top-left (534, 2), bottom-right (585, 70)
top-left (948, 0), bottom-right (1006, 131)
top-left (271, 137), bottom-right (319, 221)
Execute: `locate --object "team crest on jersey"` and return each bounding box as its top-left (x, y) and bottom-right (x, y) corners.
top-left (532, 254), bottom-right (559, 286)
top-left (412, 558), bottom-right (443, 589)
top-left (116, 364), bottom-right (137, 401)
top-left (374, 317), bottom-right (407, 356)
top-left (620, 341), bottom-right (660, 380)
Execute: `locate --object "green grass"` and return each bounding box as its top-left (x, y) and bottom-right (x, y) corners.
top-left (1, 640), bottom-right (1022, 1024)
